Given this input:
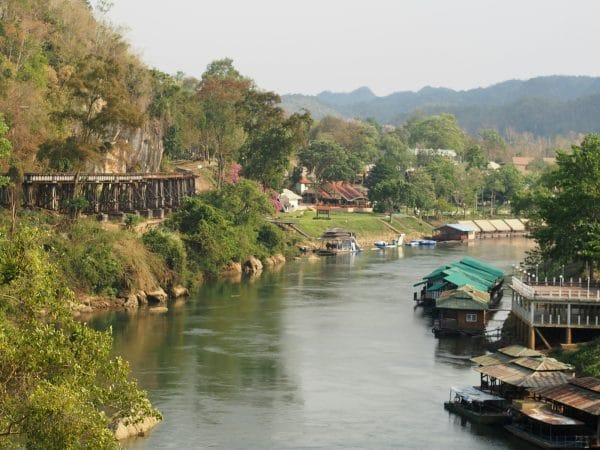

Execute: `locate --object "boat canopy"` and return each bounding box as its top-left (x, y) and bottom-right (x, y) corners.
top-left (450, 386), bottom-right (506, 403)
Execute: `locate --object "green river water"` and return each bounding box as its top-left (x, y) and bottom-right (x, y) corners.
top-left (92, 239), bottom-right (539, 449)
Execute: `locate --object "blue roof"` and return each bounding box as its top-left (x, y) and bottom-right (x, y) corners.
top-left (437, 223), bottom-right (473, 232)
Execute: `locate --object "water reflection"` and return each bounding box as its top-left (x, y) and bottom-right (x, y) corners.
top-left (91, 239), bottom-right (536, 449)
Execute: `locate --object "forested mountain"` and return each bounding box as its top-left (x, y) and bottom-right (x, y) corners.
top-left (281, 76), bottom-right (600, 137)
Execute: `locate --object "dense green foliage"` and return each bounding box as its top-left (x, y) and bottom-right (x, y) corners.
top-left (50, 221), bottom-right (124, 296)
top-left (168, 179), bottom-right (285, 275)
top-left (142, 229), bottom-right (187, 276)
top-left (556, 339), bottom-right (600, 377)
top-left (0, 225), bottom-right (159, 449)
top-left (516, 134), bottom-right (600, 278)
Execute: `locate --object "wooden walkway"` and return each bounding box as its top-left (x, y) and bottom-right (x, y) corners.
top-left (0, 172), bottom-right (196, 217)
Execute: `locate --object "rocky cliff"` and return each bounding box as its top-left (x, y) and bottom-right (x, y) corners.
top-left (88, 119), bottom-right (164, 173)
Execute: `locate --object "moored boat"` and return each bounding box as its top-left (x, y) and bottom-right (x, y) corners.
top-left (315, 228), bottom-right (362, 256)
top-left (374, 234), bottom-right (405, 249)
top-left (505, 403), bottom-right (597, 449)
top-left (444, 386), bottom-right (509, 425)
top-left (405, 239), bottom-right (436, 247)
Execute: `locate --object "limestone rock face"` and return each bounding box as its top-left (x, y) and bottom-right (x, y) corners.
top-left (220, 262), bottom-right (242, 275)
top-left (171, 285), bottom-right (189, 298)
top-left (264, 253), bottom-right (286, 266)
top-left (113, 416), bottom-right (160, 440)
top-left (136, 290), bottom-right (148, 305)
top-left (243, 256), bottom-right (263, 274)
top-left (87, 119), bottom-right (164, 173)
top-left (146, 287), bottom-right (168, 304)
top-left (124, 293), bottom-right (139, 309)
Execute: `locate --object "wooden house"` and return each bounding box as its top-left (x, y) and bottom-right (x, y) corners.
top-left (432, 223), bottom-right (475, 242)
top-left (434, 285), bottom-right (490, 335)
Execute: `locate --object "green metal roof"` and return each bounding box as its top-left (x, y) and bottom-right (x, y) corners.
top-left (460, 257), bottom-right (504, 278)
top-left (436, 285), bottom-right (490, 310)
top-left (443, 272), bottom-right (489, 293)
top-left (426, 281), bottom-right (448, 292)
top-left (416, 257), bottom-right (504, 292)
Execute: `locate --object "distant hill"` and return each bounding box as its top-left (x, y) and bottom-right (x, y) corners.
top-left (280, 76), bottom-right (600, 137)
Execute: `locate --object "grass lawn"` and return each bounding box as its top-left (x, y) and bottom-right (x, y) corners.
top-left (278, 210), bottom-right (433, 243)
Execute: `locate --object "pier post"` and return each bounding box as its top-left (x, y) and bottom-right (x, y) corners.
top-left (565, 327), bottom-right (572, 345)
top-left (528, 326), bottom-right (536, 349)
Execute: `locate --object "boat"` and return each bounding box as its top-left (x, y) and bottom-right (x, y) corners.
top-left (374, 234), bottom-right (405, 249)
top-left (315, 228), bottom-right (362, 256)
top-left (405, 239), bottom-right (437, 247)
top-left (505, 403), bottom-right (597, 449)
top-left (443, 386), bottom-right (509, 425)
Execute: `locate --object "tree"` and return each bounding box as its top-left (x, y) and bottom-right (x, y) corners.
top-left (0, 226), bottom-right (159, 449)
top-left (464, 144), bottom-right (487, 169)
top-left (238, 90), bottom-right (311, 190)
top-left (405, 170), bottom-right (436, 217)
top-left (369, 178), bottom-right (408, 217)
top-left (525, 134), bottom-right (600, 279)
top-left (0, 115), bottom-right (12, 188)
top-left (196, 59), bottom-right (251, 189)
top-left (311, 116), bottom-right (381, 165)
top-left (406, 113), bottom-right (466, 153)
top-left (298, 139), bottom-right (361, 194)
top-left (480, 129), bottom-right (507, 162)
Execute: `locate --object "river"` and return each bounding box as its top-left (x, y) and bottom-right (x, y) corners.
top-left (91, 239), bottom-right (538, 449)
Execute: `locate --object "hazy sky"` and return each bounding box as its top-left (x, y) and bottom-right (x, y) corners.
top-left (106, 0), bottom-right (600, 96)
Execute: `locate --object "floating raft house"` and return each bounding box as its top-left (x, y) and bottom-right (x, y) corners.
top-left (414, 257), bottom-right (505, 304)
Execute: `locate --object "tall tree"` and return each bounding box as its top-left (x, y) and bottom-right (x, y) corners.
top-left (299, 139), bottom-right (361, 187)
top-left (196, 59), bottom-right (251, 189)
top-left (525, 134), bottom-right (600, 279)
top-left (239, 90), bottom-right (311, 190)
top-left (406, 113), bottom-right (466, 153)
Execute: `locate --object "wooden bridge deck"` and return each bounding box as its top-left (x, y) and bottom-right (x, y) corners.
top-left (1, 172), bottom-right (196, 216)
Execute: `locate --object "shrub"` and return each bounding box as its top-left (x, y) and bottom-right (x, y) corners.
top-left (142, 229), bottom-right (187, 275)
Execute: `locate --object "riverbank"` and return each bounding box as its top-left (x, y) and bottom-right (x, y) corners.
top-left (279, 211), bottom-right (433, 249)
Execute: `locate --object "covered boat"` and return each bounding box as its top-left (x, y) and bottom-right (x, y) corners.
top-left (444, 386), bottom-right (509, 424)
top-left (315, 228), bottom-right (362, 256)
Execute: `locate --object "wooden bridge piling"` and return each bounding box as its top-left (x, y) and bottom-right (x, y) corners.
top-left (0, 173), bottom-right (196, 217)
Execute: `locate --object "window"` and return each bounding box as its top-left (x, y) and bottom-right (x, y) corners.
top-left (466, 313), bottom-right (478, 322)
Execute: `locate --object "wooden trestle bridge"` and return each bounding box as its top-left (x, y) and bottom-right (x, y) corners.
top-left (0, 173), bottom-right (196, 217)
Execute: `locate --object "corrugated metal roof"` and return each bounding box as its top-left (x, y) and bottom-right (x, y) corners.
top-left (512, 357), bottom-right (574, 372)
top-left (498, 345), bottom-right (543, 358)
top-left (476, 364), bottom-right (574, 388)
top-left (489, 219), bottom-right (512, 232)
top-left (471, 352), bottom-right (514, 366)
top-left (443, 272), bottom-right (489, 293)
top-left (504, 219), bottom-right (526, 231)
top-left (571, 377), bottom-right (600, 393)
top-left (436, 285), bottom-right (490, 310)
top-left (534, 379), bottom-right (600, 416)
top-left (416, 257), bottom-right (503, 294)
top-left (474, 220), bottom-right (497, 232)
top-left (520, 406), bottom-right (586, 426)
top-left (460, 257), bottom-right (505, 278)
top-left (426, 281), bottom-right (447, 292)
top-left (435, 223), bottom-right (473, 232)
top-left (450, 386), bottom-right (506, 403)
top-left (459, 220), bottom-right (481, 232)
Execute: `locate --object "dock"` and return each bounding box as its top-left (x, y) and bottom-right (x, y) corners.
top-left (510, 276), bottom-right (600, 349)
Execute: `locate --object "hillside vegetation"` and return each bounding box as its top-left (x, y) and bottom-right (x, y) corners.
top-left (281, 76), bottom-right (600, 138)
